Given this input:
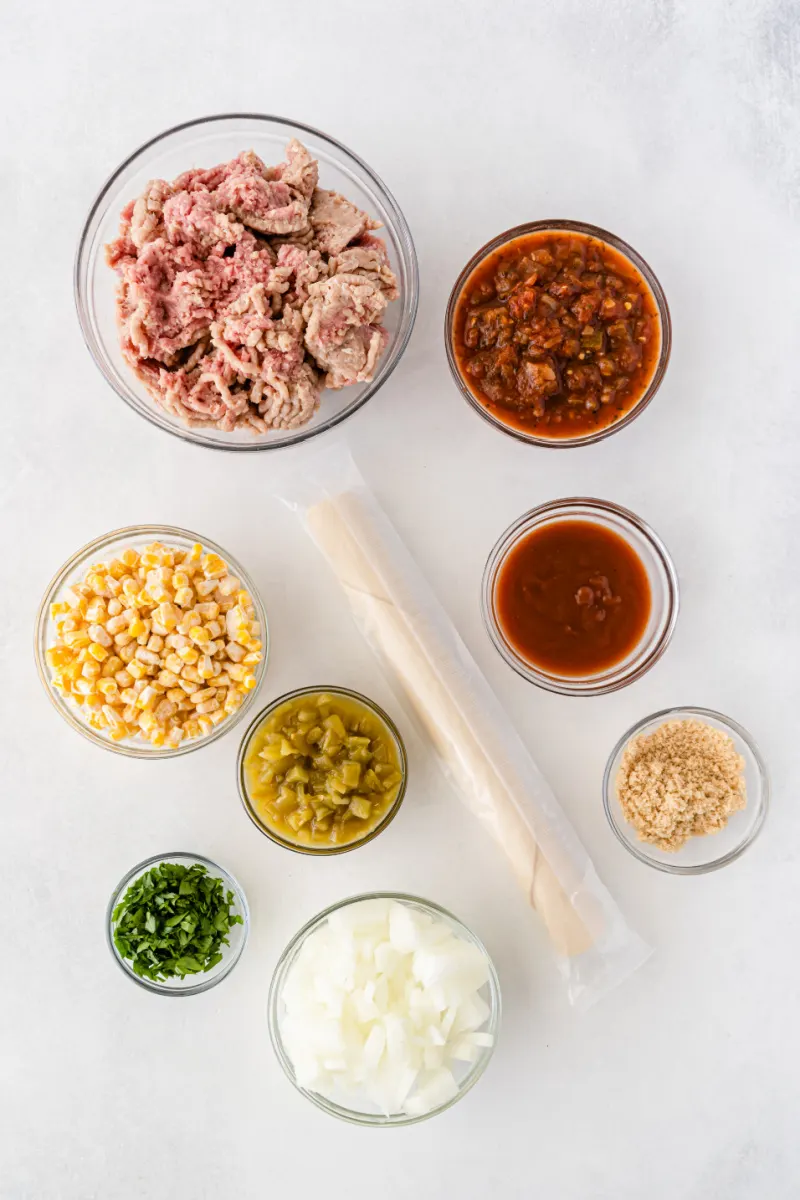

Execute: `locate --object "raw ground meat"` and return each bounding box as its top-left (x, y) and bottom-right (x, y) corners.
top-left (105, 140), bottom-right (398, 433)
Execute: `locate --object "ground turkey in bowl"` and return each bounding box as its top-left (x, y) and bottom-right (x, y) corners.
top-left (105, 141), bottom-right (399, 433)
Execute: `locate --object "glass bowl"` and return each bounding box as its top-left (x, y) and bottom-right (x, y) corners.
top-left (75, 113), bottom-right (419, 452)
top-left (482, 498), bottom-right (679, 696)
top-left (445, 219), bottom-right (671, 448)
top-left (603, 707), bottom-right (769, 874)
top-left (107, 852), bottom-right (249, 995)
top-left (268, 892), bottom-right (501, 1125)
top-left (35, 524), bottom-right (268, 757)
top-left (237, 685), bottom-right (407, 855)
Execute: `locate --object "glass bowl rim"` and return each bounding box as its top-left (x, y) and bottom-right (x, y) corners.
top-left (481, 496), bottom-right (680, 696)
top-left (236, 684), bottom-right (408, 855)
top-left (34, 522), bottom-right (269, 758)
top-left (74, 111), bottom-right (419, 454)
top-left (106, 850), bottom-right (250, 995)
top-left (267, 890), bottom-right (501, 1126)
top-left (444, 218), bottom-right (672, 448)
top-left (601, 705), bottom-right (770, 874)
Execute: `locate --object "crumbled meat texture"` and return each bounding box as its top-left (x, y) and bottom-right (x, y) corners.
top-left (105, 141), bottom-right (398, 433)
top-left (615, 719), bottom-right (747, 852)
top-left (310, 188), bottom-right (381, 255)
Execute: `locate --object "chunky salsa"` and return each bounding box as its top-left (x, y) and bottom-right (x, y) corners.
top-left (452, 229), bottom-right (661, 439)
top-left (494, 520), bottom-right (651, 676)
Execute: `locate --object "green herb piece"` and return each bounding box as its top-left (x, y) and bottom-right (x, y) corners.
top-left (112, 861), bottom-right (243, 982)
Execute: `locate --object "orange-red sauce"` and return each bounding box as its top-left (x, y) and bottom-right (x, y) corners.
top-left (495, 521), bottom-right (651, 676)
top-left (453, 230), bottom-right (661, 439)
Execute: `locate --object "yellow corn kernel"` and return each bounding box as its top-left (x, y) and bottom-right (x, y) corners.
top-left (158, 669), bottom-right (180, 688)
top-left (139, 552), bottom-right (160, 569)
top-left (82, 660), bottom-right (101, 680)
top-left (173, 587), bottom-right (194, 609)
top-left (107, 598), bottom-right (123, 617)
top-left (72, 677), bottom-right (95, 696)
top-left (97, 678), bottom-right (119, 699)
top-left (108, 723), bottom-right (130, 743)
top-left (176, 645), bottom-right (199, 665)
top-left (227, 663), bottom-right (246, 682)
top-left (119, 687), bottom-right (138, 705)
top-left (171, 572), bottom-right (189, 590)
top-left (189, 687), bottom-right (217, 705)
top-left (166, 726), bottom-right (185, 748)
top-left (166, 687), bottom-right (185, 704)
top-left (197, 716), bottom-right (214, 736)
top-left (102, 655), bottom-right (123, 678)
top-left (235, 590), bottom-right (252, 609)
top-left (127, 617), bottom-right (145, 638)
top-left (122, 579), bottom-right (139, 603)
top-left (208, 707), bottom-right (227, 726)
top-left (88, 642), bottom-right (109, 663)
top-left (136, 685), bottom-right (160, 711)
top-left (155, 601), bottom-right (180, 630)
top-left (196, 601), bottom-right (219, 620)
top-left (138, 710), bottom-right (158, 735)
top-left (118, 642), bottom-right (136, 663)
top-left (183, 718), bottom-right (201, 739)
top-left (127, 660), bottom-right (146, 680)
top-left (149, 728), bottom-right (166, 747)
top-left (181, 665), bottom-right (202, 684)
top-left (50, 601), bottom-right (70, 619)
top-left (195, 698), bottom-right (220, 715)
top-left (241, 672), bottom-right (257, 691)
top-left (46, 646), bottom-right (72, 669)
top-left (120, 548), bottom-right (139, 568)
top-left (202, 553), bottom-right (226, 579)
top-left (198, 654), bottom-right (215, 680)
top-left (86, 572), bottom-right (106, 595)
top-left (164, 653), bottom-right (183, 675)
top-left (188, 543), bottom-right (203, 562)
top-left (242, 651), bottom-right (262, 666)
top-left (195, 578), bottom-right (218, 598)
top-left (188, 626), bottom-right (210, 646)
top-left (217, 575), bottom-right (240, 597)
top-left (135, 590), bottom-right (152, 609)
top-left (123, 703), bottom-right (139, 724)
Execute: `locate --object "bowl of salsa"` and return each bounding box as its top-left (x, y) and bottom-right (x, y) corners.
top-left (482, 498), bottom-right (679, 695)
top-left (445, 221), bottom-right (671, 446)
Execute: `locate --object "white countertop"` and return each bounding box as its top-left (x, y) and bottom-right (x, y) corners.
top-left (3, 1), bottom-right (800, 1196)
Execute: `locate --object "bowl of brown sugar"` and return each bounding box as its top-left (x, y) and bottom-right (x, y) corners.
top-left (603, 707), bottom-right (769, 873)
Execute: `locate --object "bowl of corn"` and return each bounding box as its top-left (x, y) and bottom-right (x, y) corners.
top-left (35, 525), bottom-right (268, 757)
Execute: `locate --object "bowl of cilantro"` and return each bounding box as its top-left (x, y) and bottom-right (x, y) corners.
top-left (107, 853), bottom-right (249, 995)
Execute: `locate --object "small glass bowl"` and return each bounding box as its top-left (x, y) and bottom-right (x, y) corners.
top-left (445, 219), bottom-right (671, 448)
top-left (603, 707), bottom-right (769, 874)
top-left (75, 113), bottom-right (418, 452)
top-left (237, 685), bottom-right (407, 854)
top-left (106, 852), bottom-right (250, 995)
top-left (482, 498), bottom-right (679, 696)
top-left (35, 524), bottom-right (268, 757)
top-left (268, 892), bottom-right (501, 1125)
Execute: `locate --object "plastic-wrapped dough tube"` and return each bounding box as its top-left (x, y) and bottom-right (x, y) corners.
top-left (279, 446), bottom-right (650, 1008)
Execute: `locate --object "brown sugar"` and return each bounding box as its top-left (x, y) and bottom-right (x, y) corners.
top-left (615, 718), bottom-right (747, 851)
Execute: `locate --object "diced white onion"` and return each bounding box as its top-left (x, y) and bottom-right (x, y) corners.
top-left (279, 899), bottom-right (495, 1117)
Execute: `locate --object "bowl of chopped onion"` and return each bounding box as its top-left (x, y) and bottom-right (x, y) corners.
top-left (268, 893), bottom-right (501, 1125)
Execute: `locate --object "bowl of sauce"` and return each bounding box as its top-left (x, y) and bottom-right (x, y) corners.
top-left (482, 499), bottom-right (679, 695)
top-left (446, 221), bottom-right (670, 447)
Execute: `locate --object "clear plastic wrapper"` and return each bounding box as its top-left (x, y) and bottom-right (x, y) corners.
top-left (277, 444), bottom-right (650, 1008)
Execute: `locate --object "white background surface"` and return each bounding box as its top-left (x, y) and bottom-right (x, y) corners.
top-left (3, 1), bottom-right (800, 1197)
